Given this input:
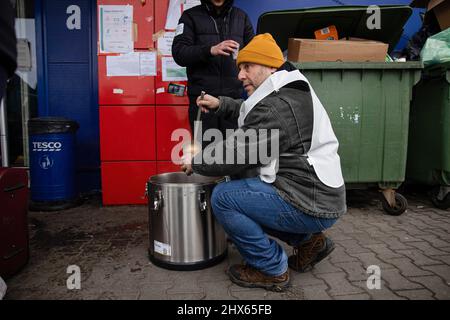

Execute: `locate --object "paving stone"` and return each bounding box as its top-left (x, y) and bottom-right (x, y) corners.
top-left (334, 261), bottom-right (367, 282)
top-left (338, 240), bottom-right (372, 254)
top-left (301, 285), bottom-right (332, 300)
top-left (401, 217), bottom-right (437, 230)
top-left (378, 237), bottom-right (415, 251)
top-left (326, 230), bottom-right (354, 241)
top-left (426, 229), bottom-right (450, 241)
top-left (395, 250), bottom-right (443, 266)
top-left (5, 194), bottom-right (450, 300)
top-left (315, 272), bottom-right (365, 296)
top-left (290, 272), bottom-right (327, 287)
top-left (338, 223), bottom-right (366, 234)
top-left (425, 221), bottom-right (450, 232)
top-left (367, 222), bottom-right (402, 233)
top-left (167, 275), bottom-right (204, 294)
top-left (167, 292), bottom-right (206, 300)
top-left (363, 244), bottom-right (405, 260)
top-left (199, 280), bottom-right (235, 300)
top-left (396, 225), bottom-right (430, 236)
top-left (229, 287), bottom-right (271, 300)
top-left (431, 255), bottom-right (450, 265)
top-left (183, 263), bottom-right (230, 282)
top-left (139, 282), bottom-right (173, 299)
top-left (311, 259), bottom-right (344, 274)
top-left (352, 281), bottom-right (405, 300)
top-left (329, 246), bottom-right (359, 264)
top-left (144, 265), bottom-right (174, 282)
top-left (333, 293), bottom-right (371, 300)
top-left (421, 265), bottom-right (450, 283)
top-left (265, 286), bottom-right (304, 300)
top-left (386, 231), bottom-right (423, 243)
top-left (348, 252), bottom-right (396, 270)
top-left (408, 242), bottom-right (450, 256)
top-left (409, 276), bottom-right (450, 300)
top-left (396, 289), bottom-right (435, 300)
top-left (415, 235), bottom-right (450, 248)
top-left (384, 257), bottom-right (434, 277)
top-left (413, 216), bottom-right (447, 228)
top-left (382, 269), bottom-right (424, 291)
top-left (350, 232), bottom-right (386, 245)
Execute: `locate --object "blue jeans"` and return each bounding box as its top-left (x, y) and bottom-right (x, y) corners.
top-left (211, 177), bottom-right (337, 276)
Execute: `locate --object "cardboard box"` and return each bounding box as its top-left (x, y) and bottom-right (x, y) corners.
top-left (411, 0), bottom-right (450, 30)
top-left (287, 38), bottom-right (389, 63)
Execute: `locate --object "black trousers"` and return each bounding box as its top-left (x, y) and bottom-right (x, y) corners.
top-left (188, 95), bottom-right (237, 148)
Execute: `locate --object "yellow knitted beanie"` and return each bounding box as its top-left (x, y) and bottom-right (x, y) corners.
top-left (237, 33), bottom-right (284, 68)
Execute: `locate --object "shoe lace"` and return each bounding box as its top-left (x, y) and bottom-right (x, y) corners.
top-left (292, 235), bottom-right (325, 268)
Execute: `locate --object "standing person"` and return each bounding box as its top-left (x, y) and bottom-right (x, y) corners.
top-left (172, 0), bottom-right (254, 143)
top-left (182, 34), bottom-right (346, 292)
top-left (0, 0), bottom-right (17, 102)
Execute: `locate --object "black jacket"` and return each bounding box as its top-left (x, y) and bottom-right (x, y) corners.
top-left (172, 0), bottom-right (254, 98)
top-left (0, 1), bottom-right (17, 77)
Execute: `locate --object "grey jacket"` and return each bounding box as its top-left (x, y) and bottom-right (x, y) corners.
top-left (192, 79), bottom-right (346, 218)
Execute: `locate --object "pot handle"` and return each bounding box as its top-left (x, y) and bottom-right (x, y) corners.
top-left (198, 190), bottom-right (207, 213)
top-left (152, 190), bottom-right (163, 211)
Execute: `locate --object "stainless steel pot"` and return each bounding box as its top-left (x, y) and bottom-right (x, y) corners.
top-left (147, 172), bottom-right (227, 270)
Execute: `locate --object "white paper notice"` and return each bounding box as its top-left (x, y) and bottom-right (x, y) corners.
top-left (107, 52), bottom-right (157, 77)
top-left (183, 0), bottom-right (201, 11)
top-left (15, 19), bottom-right (37, 89)
top-left (107, 53), bottom-right (140, 76)
top-left (139, 51), bottom-right (157, 76)
top-left (162, 57), bottom-right (187, 82)
top-left (157, 31), bottom-right (175, 55)
top-left (17, 39), bottom-right (32, 72)
top-left (99, 5), bottom-right (133, 53)
top-left (165, 0), bottom-right (183, 30)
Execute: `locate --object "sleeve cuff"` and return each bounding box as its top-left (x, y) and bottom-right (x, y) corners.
top-left (201, 45), bottom-right (213, 59)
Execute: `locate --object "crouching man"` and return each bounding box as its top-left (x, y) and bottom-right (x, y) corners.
top-left (182, 33), bottom-right (346, 292)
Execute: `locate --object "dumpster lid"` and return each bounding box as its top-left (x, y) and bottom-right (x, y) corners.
top-left (28, 117), bottom-right (79, 134)
top-left (257, 5), bottom-right (412, 53)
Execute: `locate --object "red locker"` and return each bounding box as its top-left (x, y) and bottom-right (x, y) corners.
top-left (101, 161), bottom-right (157, 205)
top-left (98, 54), bottom-right (155, 105)
top-left (157, 161), bottom-right (182, 174)
top-left (0, 168), bottom-right (29, 278)
top-left (97, 0), bottom-right (155, 50)
top-left (154, 0), bottom-right (189, 105)
top-left (100, 106), bottom-right (156, 161)
top-left (156, 105), bottom-right (190, 160)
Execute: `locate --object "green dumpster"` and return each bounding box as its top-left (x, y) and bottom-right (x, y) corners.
top-left (407, 62), bottom-right (450, 210)
top-left (258, 5), bottom-right (423, 215)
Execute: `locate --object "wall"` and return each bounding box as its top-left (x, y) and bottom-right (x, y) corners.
top-left (35, 0), bottom-right (99, 193)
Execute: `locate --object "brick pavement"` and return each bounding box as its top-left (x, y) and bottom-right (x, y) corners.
top-left (3, 189), bottom-right (450, 300)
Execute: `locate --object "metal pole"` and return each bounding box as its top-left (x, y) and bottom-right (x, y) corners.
top-left (0, 95), bottom-right (10, 167)
top-left (17, 0), bottom-right (30, 167)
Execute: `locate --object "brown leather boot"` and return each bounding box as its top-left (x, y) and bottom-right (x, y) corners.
top-left (227, 264), bottom-right (290, 292)
top-left (288, 233), bottom-right (335, 272)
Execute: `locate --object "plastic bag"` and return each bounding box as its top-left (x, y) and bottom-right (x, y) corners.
top-left (420, 28), bottom-right (450, 67)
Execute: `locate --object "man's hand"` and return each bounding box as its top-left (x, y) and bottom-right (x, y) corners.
top-left (196, 94), bottom-right (219, 113)
top-left (181, 163), bottom-right (193, 176)
top-left (211, 40), bottom-right (239, 56)
top-left (180, 141), bottom-right (201, 176)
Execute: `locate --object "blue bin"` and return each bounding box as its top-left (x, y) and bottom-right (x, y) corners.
top-left (28, 117), bottom-right (79, 211)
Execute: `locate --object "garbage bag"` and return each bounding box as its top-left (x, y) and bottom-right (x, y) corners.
top-left (401, 11), bottom-right (440, 61)
top-left (421, 27), bottom-right (450, 67)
